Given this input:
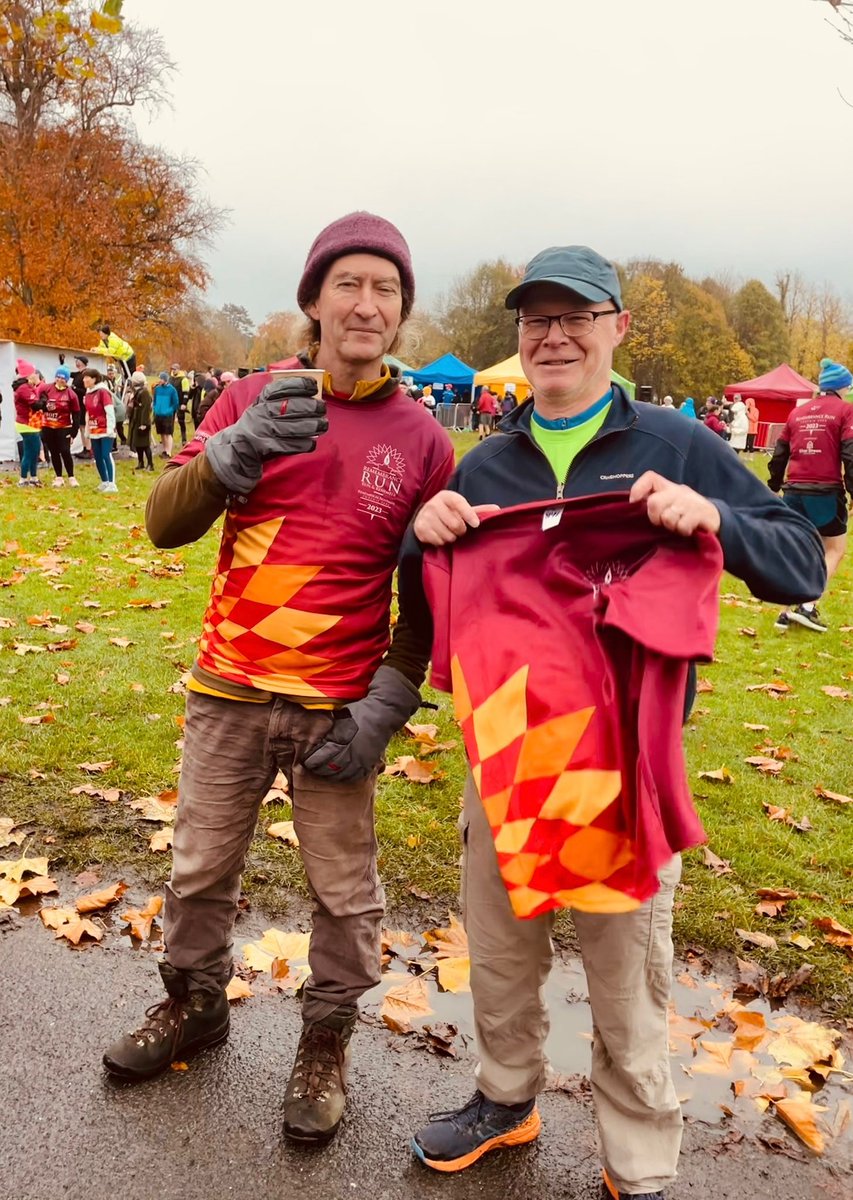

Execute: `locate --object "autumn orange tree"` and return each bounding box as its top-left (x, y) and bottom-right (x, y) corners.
top-left (0, 1), bottom-right (223, 347)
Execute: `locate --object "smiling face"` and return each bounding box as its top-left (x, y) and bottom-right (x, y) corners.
top-left (517, 283), bottom-right (630, 414)
top-left (307, 253), bottom-right (403, 373)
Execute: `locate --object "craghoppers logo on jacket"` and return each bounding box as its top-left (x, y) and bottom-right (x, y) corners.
top-left (358, 443), bottom-right (407, 521)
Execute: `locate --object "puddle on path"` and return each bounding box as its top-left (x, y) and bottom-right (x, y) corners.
top-left (359, 938), bottom-right (853, 1168)
top-left (5, 890), bottom-right (851, 1168)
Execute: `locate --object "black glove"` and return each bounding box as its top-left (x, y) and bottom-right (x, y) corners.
top-left (204, 377), bottom-right (328, 495)
top-left (301, 664), bottom-right (422, 783)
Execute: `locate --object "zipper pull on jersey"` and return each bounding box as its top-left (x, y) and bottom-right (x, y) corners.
top-left (556, 481), bottom-right (564, 500)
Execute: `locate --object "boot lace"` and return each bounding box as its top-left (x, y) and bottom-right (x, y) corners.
top-left (131, 997), bottom-right (186, 1052)
top-left (290, 1025), bottom-right (345, 1103)
top-left (427, 1091), bottom-right (485, 1125)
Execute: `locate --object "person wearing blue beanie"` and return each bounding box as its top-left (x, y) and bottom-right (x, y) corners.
top-left (818, 357), bottom-right (853, 394)
top-left (768, 357), bottom-right (853, 632)
top-left (55, 366), bottom-right (71, 381)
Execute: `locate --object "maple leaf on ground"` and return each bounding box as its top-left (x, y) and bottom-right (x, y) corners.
top-left (55, 917), bottom-right (104, 945)
top-left (743, 722), bottom-right (770, 732)
top-left (242, 928), bottom-right (311, 974)
top-left (381, 975), bottom-right (434, 1033)
top-left (762, 803), bottom-right (812, 833)
top-left (74, 620), bottom-right (96, 634)
top-left (736, 928), bottom-right (778, 951)
top-left (700, 847), bottom-right (732, 876)
top-left (746, 681), bottom-right (793, 696)
top-left (267, 821), bottom-right (299, 847)
top-left (0, 854), bottom-right (50, 882)
top-left (77, 760), bottom-right (113, 774)
top-left (744, 756), bottom-right (784, 774)
top-left (109, 637), bottom-right (134, 649)
top-left (119, 895), bottom-right (163, 940)
top-left (814, 786), bottom-right (853, 805)
top-left (820, 685), bottom-right (851, 700)
top-left (19, 712), bottom-right (56, 725)
top-left (812, 917), bottom-right (853, 952)
top-left (418, 1023), bottom-right (459, 1058)
top-left (729, 1007), bottom-right (770, 1052)
top-left (383, 756), bottom-right (445, 784)
top-left (75, 881), bottom-right (127, 913)
top-left (129, 790), bottom-right (179, 822)
top-left (773, 1094), bottom-right (827, 1154)
top-left (694, 1039), bottom-right (736, 1073)
top-left (0, 876), bottom-right (59, 905)
top-left (225, 977), bottom-right (253, 1002)
top-left (0, 818), bottom-right (27, 849)
top-left (424, 914), bottom-right (469, 958)
top-left (149, 826), bottom-right (173, 852)
top-left (698, 767), bottom-right (734, 785)
top-left (46, 638), bottom-right (77, 652)
top-left (696, 677), bottom-right (714, 694)
top-left (13, 642), bottom-right (46, 655)
top-left (435, 955), bottom-right (471, 993)
top-left (39, 906), bottom-right (78, 930)
top-left (126, 599), bottom-right (170, 609)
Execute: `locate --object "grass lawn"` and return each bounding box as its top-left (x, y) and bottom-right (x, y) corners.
top-left (1, 443), bottom-right (851, 1006)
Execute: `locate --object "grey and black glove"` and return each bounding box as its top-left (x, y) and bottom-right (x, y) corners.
top-left (204, 376), bottom-right (328, 495)
top-left (301, 664), bottom-right (422, 783)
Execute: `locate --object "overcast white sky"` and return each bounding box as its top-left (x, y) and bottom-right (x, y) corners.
top-left (125, 0), bottom-right (853, 325)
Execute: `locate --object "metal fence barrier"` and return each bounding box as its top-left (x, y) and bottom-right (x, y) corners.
top-left (434, 403), bottom-right (472, 430)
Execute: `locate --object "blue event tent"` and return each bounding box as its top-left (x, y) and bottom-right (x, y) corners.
top-left (410, 352), bottom-right (476, 387)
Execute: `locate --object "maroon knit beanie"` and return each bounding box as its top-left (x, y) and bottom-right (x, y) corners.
top-left (297, 211), bottom-right (415, 318)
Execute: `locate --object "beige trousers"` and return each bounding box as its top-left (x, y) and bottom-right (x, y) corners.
top-left (462, 774), bottom-right (683, 1196)
top-left (164, 691), bottom-right (385, 1022)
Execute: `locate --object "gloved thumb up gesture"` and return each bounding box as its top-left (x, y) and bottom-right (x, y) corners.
top-left (205, 376), bottom-right (328, 495)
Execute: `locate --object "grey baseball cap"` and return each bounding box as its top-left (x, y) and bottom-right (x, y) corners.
top-left (505, 245), bottom-right (623, 311)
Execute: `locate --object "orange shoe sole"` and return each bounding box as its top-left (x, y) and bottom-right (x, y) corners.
top-left (413, 1108), bottom-right (541, 1172)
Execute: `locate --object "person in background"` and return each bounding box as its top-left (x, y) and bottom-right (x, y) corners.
top-left (82, 367), bottom-right (118, 493)
top-left (729, 396), bottom-right (748, 455)
top-left (170, 364), bottom-right (192, 446)
top-left (703, 403), bottom-right (728, 439)
top-left (127, 370), bottom-right (154, 472)
top-left (92, 324), bottom-right (136, 379)
top-left (71, 355), bottom-right (92, 459)
top-left (768, 357), bottom-right (853, 634)
top-left (501, 386), bottom-right (516, 418)
top-left (38, 366), bottom-right (80, 487)
top-left (196, 375), bottom-right (221, 424)
top-left (477, 385), bottom-right (498, 440)
top-left (661, 395), bottom-right (675, 409)
top-left (745, 396), bottom-right (759, 454)
top-left (678, 397), bottom-right (697, 418)
top-left (105, 364), bottom-right (128, 450)
top-left (13, 360), bottom-right (44, 486)
top-left (152, 371), bottom-right (180, 457)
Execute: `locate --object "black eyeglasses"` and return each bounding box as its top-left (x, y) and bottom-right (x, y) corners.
top-left (515, 309), bottom-right (619, 339)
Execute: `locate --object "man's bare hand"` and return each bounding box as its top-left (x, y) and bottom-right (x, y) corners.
top-left (414, 491), bottom-right (500, 546)
top-left (629, 471), bottom-right (721, 537)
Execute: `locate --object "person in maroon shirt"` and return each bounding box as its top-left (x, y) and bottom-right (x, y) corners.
top-left (102, 213), bottom-right (455, 1150)
top-left (768, 357), bottom-right (853, 632)
top-left (37, 367), bottom-right (81, 487)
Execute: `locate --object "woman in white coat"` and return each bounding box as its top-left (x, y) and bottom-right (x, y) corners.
top-left (729, 396), bottom-right (749, 453)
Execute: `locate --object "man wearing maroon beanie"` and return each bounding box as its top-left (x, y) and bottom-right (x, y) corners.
top-left (103, 213), bottom-right (455, 1145)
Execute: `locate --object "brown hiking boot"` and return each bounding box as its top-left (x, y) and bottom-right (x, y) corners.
top-left (282, 1008), bottom-right (357, 1144)
top-left (103, 967), bottom-right (229, 1081)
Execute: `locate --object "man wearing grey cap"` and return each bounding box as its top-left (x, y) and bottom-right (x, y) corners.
top-left (403, 245), bottom-right (825, 1198)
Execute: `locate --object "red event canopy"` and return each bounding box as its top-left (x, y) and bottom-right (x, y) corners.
top-left (723, 363), bottom-right (816, 428)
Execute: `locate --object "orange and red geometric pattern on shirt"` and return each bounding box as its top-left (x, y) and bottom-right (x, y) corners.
top-left (197, 516), bottom-right (343, 698)
top-left (451, 654), bottom-right (642, 919)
